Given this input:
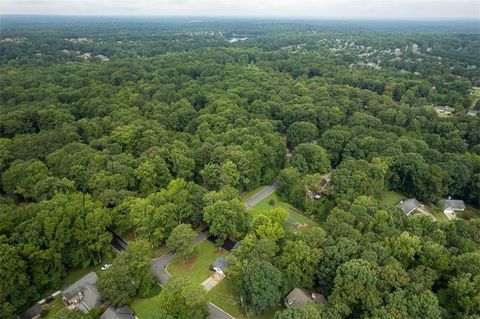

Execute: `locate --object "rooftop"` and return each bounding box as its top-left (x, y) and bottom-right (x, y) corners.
top-left (443, 199), bottom-right (465, 211)
top-left (396, 198), bottom-right (421, 214)
top-left (285, 288), bottom-right (326, 308)
top-left (61, 272), bottom-right (98, 300)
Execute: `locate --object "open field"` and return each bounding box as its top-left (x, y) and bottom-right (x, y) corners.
top-left (249, 192), bottom-right (318, 227)
top-left (381, 190), bottom-right (407, 206)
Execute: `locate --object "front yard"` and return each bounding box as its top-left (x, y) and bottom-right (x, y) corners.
top-left (167, 240), bottom-right (226, 286)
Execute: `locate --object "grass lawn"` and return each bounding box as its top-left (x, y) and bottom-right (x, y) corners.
top-left (381, 190), bottom-right (407, 206)
top-left (249, 192), bottom-right (318, 227)
top-left (60, 255), bottom-right (114, 289)
top-left (40, 296), bottom-right (63, 319)
top-left (130, 290), bottom-right (163, 319)
top-left (208, 279), bottom-right (279, 319)
top-left (240, 185), bottom-right (268, 202)
top-left (167, 240), bottom-right (226, 286)
top-left (429, 206), bottom-right (450, 222)
top-left (208, 279), bottom-right (244, 318)
top-left (458, 205), bottom-right (480, 220)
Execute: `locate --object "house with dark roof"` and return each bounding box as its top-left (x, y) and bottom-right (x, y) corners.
top-left (284, 288), bottom-right (326, 308)
top-left (210, 256), bottom-right (229, 276)
top-left (396, 198), bottom-right (422, 215)
top-left (100, 306), bottom-right (135, 319)
top-left (21, 303), bottom-right (43, 319)
top-left (61, 272), bottom-right (102, 313)
top-left (442, 199), bottom-right (465, 220)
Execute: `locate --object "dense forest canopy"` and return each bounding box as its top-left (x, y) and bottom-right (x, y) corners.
top-left (0, 17), bottom-right (479, 319)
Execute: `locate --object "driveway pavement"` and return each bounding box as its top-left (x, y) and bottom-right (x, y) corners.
top-left (245, 182), bottom-right (278, 208)
top-left (150, 228), bottom-right (234, 318)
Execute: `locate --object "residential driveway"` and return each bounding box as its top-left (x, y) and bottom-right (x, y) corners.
top-left (208, 303), bottom-right (236, 319)
top-left (245, 183), bottom-right (278, 208)
top-left (151, 228), bottom-right (209, 284)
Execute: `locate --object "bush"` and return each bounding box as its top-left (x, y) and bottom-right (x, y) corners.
top-left (269, 199), bottom-right (275, 206)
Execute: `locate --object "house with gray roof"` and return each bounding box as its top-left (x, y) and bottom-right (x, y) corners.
top-left (61, 272), bottom-right (102, 313)
top-left (396, 198), bottom-right (422, 215)
top-left (435, 106), bottom-right (454, 115)
top-left (442, 199), bottom-right (465, 220)
top-left (211, 256), bottom-right (229, 276)
top-left (284, 288), bottom-right (326, 308)
top-left (100, 306), bottom-right (135, 319)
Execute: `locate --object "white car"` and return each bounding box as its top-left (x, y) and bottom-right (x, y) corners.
top-left (101, 264), bottom-right (112, 271)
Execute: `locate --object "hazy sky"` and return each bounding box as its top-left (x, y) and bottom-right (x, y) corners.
top-left (1, 0), bottom-right (479, 18)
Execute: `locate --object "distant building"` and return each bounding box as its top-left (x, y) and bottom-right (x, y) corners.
top-left (467, 109), bottom-right (478, 117)
top-left (396, 199), bottom-right (422, 215)
top-left (100, 306), bottom-right (135, 319)
top-left (442, 199), bottom-right (465, 220)
top-left (435, 106), bottom-right (454, 115)
top-left (284, 288), bottom-right (326, 308)
top-left (61, 272), bottom-right (102, 313)
top-left (21, 303), bottom-right (43, 319)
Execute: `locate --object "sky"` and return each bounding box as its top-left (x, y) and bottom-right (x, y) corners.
top-left (1, 0), bottom-right (479, 19)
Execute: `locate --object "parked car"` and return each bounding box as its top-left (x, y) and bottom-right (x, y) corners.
top-left (101, 264), bottom-right (112, 270)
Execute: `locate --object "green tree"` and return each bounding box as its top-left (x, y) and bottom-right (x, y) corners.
top-left (157, 277), bottom-right (209, 319)
top-left (287, 121), bottom-right (318, 149)
top-left (203, 198), bottom-right (248, 245)
top-left (167, 224), bottom-right (197, 263)
top-left (291, 143), bottom-right (330, 174)
top-left (276, 240), bottom-right (323, 290)
top-left (98, 240), bottom-right (156, 306)
top-left (243, 260), bottom-right (284, 314)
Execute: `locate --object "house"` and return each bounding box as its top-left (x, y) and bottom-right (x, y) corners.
top-left (467, 109), bottom-right (478, 117)
top-left (442, 199), bottom-right (465, 220)
top-left (100, 306), bottom-right (135, 319)
top-left (210, 256), bottom-right (229, 276)
top-left (435, 106), bottom-right (454, 115)
top-left (21, 303), bottom-right (43, 319)
top-left (396, 199), bottom-right (422, 215)
top-left (61, 272), bottom-right (102, 313)
top-left (284, 288), bottom-right (326, 308)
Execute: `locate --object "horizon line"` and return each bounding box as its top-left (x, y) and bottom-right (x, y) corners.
top-left (1, 14), bottom-right (479, 21)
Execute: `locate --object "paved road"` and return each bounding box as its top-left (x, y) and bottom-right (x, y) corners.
top-left (245, 183), bottom-right (278, 208)
top-left (151, 229), bottom-right (234, 319)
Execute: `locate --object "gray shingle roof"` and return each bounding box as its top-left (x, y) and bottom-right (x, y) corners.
top-left (443, 199), bottom-right (466, 211)
top-left (284, 288), bottom-right (326, 308)
top-left (396, 199), bottom-right (421, 214)
top-left (82, 284), bottom-right (102, 311)
top-left (61, 272), bottom-right (98, 300)
top-left (100, 306), bottom-right (135, 319)
top-left (212, 256), bottom-right (229, 271)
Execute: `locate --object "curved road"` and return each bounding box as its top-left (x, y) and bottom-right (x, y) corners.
top-left (151, 229), bottom-right (235, 319)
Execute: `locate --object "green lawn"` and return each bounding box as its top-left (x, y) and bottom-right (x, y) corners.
top-left (249, 192), bottom-right (318, 227)
top-left (458, 205), bottom-right (480, 220)
top-left (428, 206), bottom-right (449, 222)
top-left (381, 190), bottom-right (407, 206)
top-left (131, 290), bottom-right (163, 319)
top-left (167, 240), bottom-right (226, 286)
top-left (208, 279), bottom-right (279, 319)
top-left (40, 296), bottom-right (63, 319)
